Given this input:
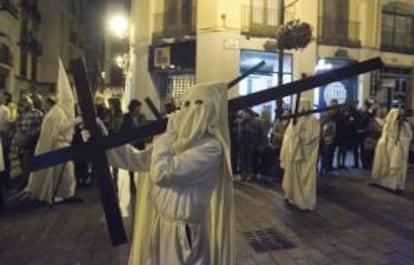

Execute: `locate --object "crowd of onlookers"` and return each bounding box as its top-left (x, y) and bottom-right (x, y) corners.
top-left (0, 91), bottom-right (147, 209)
top-left (0, 92), bottom-right (44, 197)
top-left (229, 99), bottom-right (392, 182)
top-left (0, 89), bottom-right (404, 209)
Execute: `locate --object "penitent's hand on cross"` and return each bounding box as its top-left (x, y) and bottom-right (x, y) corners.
top-left (31, 57), bottom-right (383, 246)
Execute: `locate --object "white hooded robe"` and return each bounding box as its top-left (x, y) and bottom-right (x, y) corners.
top-left (26, 60), bottom-right (76, 203)
top-left (371, 108), bottom-right (412, 191)
top-left (106, 82), bottom-right (234, 265)
top-left (280, 99), bottom-right (320, 210)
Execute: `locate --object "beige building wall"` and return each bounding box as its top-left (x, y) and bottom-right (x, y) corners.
top-left (0, 0), bottom-right (20, 97)
top-left (196, 1), bottom-right (241, 98)
top-left (294, 0), bottom-right (318, 102)
top-left (129, 0), bottom-right (414, 112)
top-left (129, 0), bottom-right (160, 119)
top-left (37, 0), bottom-right (86, 85)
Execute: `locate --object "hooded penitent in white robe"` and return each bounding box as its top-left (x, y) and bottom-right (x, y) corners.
top-left (26, 59), bottom-right (77, 203)
top-left (106, 82), bottom-right (234, 265)
top-left (371, 108), bottom-right (412, 191)
top-left (280, 99), bottom-right (320, 210)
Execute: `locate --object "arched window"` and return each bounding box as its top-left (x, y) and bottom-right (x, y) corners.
top-left (381, 3), bottom-right (414, 53)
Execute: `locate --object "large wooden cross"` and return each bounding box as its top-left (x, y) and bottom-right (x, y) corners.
top-left (32, 57), bottom-right (383, 246)
top-left (280, 101), bottom-right (358, 120)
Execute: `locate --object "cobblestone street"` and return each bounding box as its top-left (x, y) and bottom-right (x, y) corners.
top-left (1, 168), bottom-right (414, 265)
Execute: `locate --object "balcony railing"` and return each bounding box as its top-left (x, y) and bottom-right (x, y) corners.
top-left (241, 5), bottom-right (279, 38)
top-left (318, 17), bottom-right (361, 48)
top-left (0, 0), bottom-right (19, 18)
top-left (154, 7), bottom-right (196, 38)
top-left (381, 30), bottom-right (414, 54)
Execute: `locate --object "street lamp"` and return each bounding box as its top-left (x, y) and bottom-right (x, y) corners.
top-left (108, 14), bottom-right (129, 39)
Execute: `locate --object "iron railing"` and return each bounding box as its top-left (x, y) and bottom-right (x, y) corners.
top-left (0, 0), bottom-right (18, 18)
top-left (241, 5), bottom-right (279, 37)
top-left (154, 6), bottom-right (196, 38)
top-left (318, 17), bottom-right (361, 48)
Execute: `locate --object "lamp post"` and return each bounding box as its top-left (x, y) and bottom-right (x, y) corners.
top-left (108, 14), bottom-right (129, 39)
top-left (107, 13), bottom-right (129, 89)
top-left (276, 0), bottom-right (285, 117)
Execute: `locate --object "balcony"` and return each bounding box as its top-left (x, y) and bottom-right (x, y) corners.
top-left (0, 0), bottom-right (19, 19)
top-left (154, 6), bottom-right (196, 39)
top-left (318, 17), bottom-right (361, 48)
top-left (0, 44), bottom-right (12, 66)
top-left (241, 5), bottom-right (279, 38)
top-left (381, 29), bottom-right (414, 55)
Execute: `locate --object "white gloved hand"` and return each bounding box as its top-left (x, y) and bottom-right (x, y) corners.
top-left (166, 112), bottom-right (177, 133)
top-left (73, 116), bottom-right (83, 125)
top-left (80, 118), bottom-right (108, 142)
top-left (96, 118), bottom-right (108, 135)
top-left (81, 130), bottom-right (90, 142)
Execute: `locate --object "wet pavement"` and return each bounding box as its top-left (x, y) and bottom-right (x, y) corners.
top-left (1, 167), bottom-right (414, 265)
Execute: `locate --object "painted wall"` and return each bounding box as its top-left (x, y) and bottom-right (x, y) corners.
top-left (129, 0), bottom-right (414, 112)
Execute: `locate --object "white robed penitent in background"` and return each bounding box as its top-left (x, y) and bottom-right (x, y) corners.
top-left (371, 108), bottom-right (412, 191)
top-left (280, 99), bottom-right (320, 210)
top-left (25, 60), bottom-right (77, 203)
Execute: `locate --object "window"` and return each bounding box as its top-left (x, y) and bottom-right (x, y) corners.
top-left (239, 50), bottom-right (293, 120)
top-left (0, 44), bottom-right (11, 65)
top-left (20, 51), bottom-right (28, 78)
top-left (381, 4), bottom-right (414, 53)
top-left (165, 0), bottom-right (192, 25)
top-left (251, 0), bottom-right (278, 26)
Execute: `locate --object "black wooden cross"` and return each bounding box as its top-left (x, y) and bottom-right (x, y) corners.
top-left (32, 59), bottom-right (265, 246)
top-left (71, 58), bottom-right (126, 246)
top-left (31, 57), bottom-right (383, 246)
top-left (279, 101), bottom-right (358, 120)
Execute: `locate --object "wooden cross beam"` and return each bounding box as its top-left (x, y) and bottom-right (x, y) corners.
top-left (32, 57), bottom-right (383, 173)
top-left (144, 97), bottom-right (163, 120)
top-left (28, 59), bottom-right (266, 246)
top-left (71, 58), bottom-right (126, 246)
top-left (30, 58), bottom-right (382, 246)
top-left (279, 101), bottom-right (358, 120)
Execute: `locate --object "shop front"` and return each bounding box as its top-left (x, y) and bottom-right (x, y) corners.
top-left (239, 49), bottom-right (293, 121)
top-left (314, 58), bottom-right (358, 108)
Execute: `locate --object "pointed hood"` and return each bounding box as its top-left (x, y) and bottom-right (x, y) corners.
top-left (170, 81), bottom-right (235, 264)
top-left (57, 59), bottom-right (75, 121)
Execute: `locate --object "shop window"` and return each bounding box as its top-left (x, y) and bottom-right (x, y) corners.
top-left (239, 50), bottom-right (293, 120)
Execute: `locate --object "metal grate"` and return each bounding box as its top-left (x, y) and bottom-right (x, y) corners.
top-left (243, 228), bottom-right (296, 252)
top-left (167, 74), bottom-right (195, 108)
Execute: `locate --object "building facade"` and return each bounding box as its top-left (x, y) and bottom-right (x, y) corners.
top-left (37, 0), bottom-right (105, 94)
top-left (124, 0), bottom-right (414, 117)
top-left (1, 0), bottom-right (104, 99)
top-left (0, 0), bottom-right (21, 98)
